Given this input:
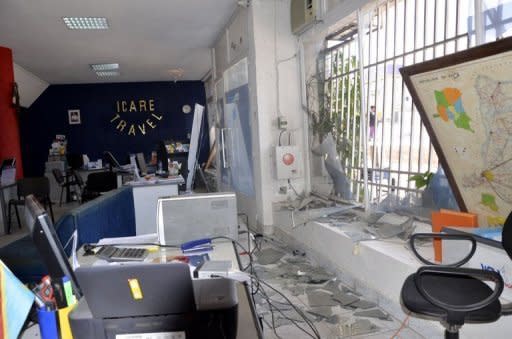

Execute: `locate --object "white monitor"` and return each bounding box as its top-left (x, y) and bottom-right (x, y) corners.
top-left (157, 192), bottom-right (238, 245)
top-left (135, 152), bottom-right (148, 176)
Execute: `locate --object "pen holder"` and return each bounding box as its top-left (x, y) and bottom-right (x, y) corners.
top-left (37, 307), bottom-right (59, 339)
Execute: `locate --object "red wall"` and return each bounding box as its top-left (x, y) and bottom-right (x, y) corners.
top-left (0, 46), bottom-right (23, 178)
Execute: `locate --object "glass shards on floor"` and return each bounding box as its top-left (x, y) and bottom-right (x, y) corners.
top-left (238, 235), bottom-right (423, 339)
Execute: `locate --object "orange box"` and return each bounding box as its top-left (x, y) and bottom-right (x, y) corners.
top-left (431, 209), bottom-right (478, 262)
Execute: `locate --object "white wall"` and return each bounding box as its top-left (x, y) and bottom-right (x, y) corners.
top-left (250, 0), bottom-right (306, 230)
top-left (13, 63), bottom-right (48, 107)
top-left (212, 0), bottom-right (372, 231)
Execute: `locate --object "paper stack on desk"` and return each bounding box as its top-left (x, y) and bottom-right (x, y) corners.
top-left (97, 233), bottom-right (158, 245)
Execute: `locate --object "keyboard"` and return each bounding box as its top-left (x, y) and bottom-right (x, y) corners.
top-left (95, 245), bottom-right (149, 262)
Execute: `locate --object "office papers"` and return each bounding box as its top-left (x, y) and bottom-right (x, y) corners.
top-left (97, 233), bottom-right (158, 246)
top-left (125, 174), bottom-right (184, 186)
top-left (0, 260), bottom-right (35, 339)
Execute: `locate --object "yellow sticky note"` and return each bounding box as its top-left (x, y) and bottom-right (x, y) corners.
top-left (128, 278), bottom-right (143, 300)
top-left (58, 304), bottom-right (76, 339)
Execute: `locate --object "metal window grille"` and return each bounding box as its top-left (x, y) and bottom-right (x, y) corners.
top-left (324, 0), bottom-right (474, 203)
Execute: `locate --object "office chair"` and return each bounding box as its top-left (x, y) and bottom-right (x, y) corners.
top-left (81, 171), bottom-right (117, 202)
top-left (8, 177), bottom-right (54, 233)
top-left (52, 168), bottom-right (81, 206)
top-left (401, 215), bottom-right (512, 338)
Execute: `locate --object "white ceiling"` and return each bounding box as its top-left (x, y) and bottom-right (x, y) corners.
top-left (0, 0), bottom-right (237, 84)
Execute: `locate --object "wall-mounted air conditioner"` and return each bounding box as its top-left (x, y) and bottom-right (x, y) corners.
top-left (290, 0), bottom-right (317, 35)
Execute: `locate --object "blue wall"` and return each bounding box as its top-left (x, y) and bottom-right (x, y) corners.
top-left (21, 81), bottom-right (208, 176)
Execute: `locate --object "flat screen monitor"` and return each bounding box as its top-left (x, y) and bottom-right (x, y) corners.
top-left (157, 141), bottom-right (169, 174)
top-left (135, 153), bottom-right (148, 176)
top-left (103, 151), bottom-right (122, 169)
top-left (24, 195), bottom-right (82, 298)
top-left (157, 192), bottom-right (238, 245)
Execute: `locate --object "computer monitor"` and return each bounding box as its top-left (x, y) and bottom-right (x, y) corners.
top-left (135, 153), bottom-right (148, 176)
top-left (157, 192), bottom-right (238, 245)
top-left (24, 195), bottom-right (82, 298)
top-left (103, 151), bottom-right (122, 170)
top-left (157, 141), bottom-right (169, 174)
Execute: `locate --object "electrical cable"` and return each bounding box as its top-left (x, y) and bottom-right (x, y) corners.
top-left (288, 178), bottom-right (303, 198)
top-left (390, 313), bottom-right (410, 339)
top-left (251, 274), bottom-right (321, 339)
top-left (261, 297), bottom-right (317, 339)
top-left (217, 235), bottom-right (320, 338)
top-left (237, 212), bottom-right (252, 266)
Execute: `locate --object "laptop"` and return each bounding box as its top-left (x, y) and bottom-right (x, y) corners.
top-left (75, 263), bottom-right (196, 318)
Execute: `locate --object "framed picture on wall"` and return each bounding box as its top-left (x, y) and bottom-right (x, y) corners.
top-left (400, 36), bottom-right (512, 226)
top-left (68, 109), bottom-right (81, 125)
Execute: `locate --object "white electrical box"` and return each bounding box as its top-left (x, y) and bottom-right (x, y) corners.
top-left (275, 146), bottom-right (301, 179)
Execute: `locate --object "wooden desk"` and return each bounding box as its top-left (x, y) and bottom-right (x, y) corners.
top-left (76, 239), bottom-right (262, 338)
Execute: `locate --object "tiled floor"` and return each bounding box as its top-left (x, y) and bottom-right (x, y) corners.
top-left (239, 234), bottom-right (424, 339)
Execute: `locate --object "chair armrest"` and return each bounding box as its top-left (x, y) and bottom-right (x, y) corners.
top-left (415, 266), bottom-right (503, 312)
top-left (410, 233), bottom-right (476, 267)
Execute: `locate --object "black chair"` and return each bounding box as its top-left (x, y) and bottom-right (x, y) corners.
top-left (401, 217), bottom-right (512, 338)
top-left (8, 177), bottom-right (55, 234)
top-left (81, 171), bottom-right (117, 202)
top-left (52, 168), bottom-right (81, 206)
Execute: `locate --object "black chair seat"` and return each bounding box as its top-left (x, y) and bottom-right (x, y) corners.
top-left (402, 272), bottom-right (501, 323)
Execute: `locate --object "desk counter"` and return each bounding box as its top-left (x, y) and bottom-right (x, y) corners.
top-left (76, 239), bottom-right (262, 339)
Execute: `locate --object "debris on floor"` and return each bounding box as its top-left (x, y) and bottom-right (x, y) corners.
top-left (240, 233), bottom-right (418, 339)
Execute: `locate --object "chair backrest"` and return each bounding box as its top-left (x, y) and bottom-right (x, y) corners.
top-left (52, 168), bottom-right (65, 185)
top-left (17, 177), bottom-right (50, 199)
top-left (503, 212), bottom-right (512, 261)
top-left (86, 172), bottom-right (117, 193)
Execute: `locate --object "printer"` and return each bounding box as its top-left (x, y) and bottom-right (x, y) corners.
top-left (69, 263), bottom-right (238, 339)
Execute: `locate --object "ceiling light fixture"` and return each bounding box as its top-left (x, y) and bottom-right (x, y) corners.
top-left (168, 68), bottom-right (184, 82)
top-left (90, 63), bottom-right (119, 71)
top-left (95, 71), bottom-right (120, 77)
top-left (63, 17), bottom-right (109, 30)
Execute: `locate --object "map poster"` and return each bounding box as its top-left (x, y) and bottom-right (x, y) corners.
top-left (401, 37), bottom-right (512, 226)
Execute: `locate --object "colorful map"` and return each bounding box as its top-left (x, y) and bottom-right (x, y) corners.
top-left (434, 88), bottom-right (474, 132)
top-left (409, 49), bottom-right (512, 226)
